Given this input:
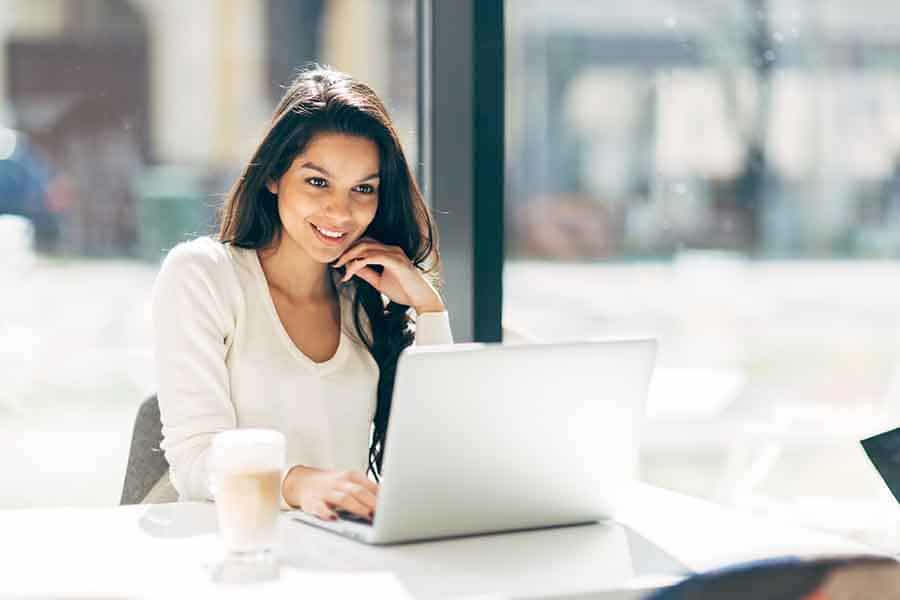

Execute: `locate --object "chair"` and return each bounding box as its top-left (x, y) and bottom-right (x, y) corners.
top-left (120, 394), bottom-right (169, 505)
top-left (645, 555), bottom-right (900, 600)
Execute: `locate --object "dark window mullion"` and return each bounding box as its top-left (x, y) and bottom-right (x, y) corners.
top-left (420, 0), bottom-right (504, 343)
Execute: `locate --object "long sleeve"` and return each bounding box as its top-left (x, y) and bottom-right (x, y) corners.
top-left (151, 241), bottom-right (237, 501)
top-left (414, 310), bottom-right (453, 346)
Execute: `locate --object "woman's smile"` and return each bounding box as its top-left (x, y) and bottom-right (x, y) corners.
top-left (310, 222), bottom-right (351, 246)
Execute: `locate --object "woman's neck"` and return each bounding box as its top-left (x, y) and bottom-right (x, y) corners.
top-left (257, 236), bottom-right (335, 304)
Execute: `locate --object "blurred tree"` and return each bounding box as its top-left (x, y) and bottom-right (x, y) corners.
top-left (703, 0), bottom-right (776, 251)
top-left (736, 0), bottom-right (775, 250)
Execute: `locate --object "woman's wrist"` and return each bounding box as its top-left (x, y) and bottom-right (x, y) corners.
top-left (282, 464), bottom-right (318, 508)
top-left (415, 302), bottom-right (446, 315)
top-left (413, 291), bottom-right (445, 315)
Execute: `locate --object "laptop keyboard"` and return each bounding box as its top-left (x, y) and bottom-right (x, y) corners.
top-left (336, 509), bottom-right (373, 526)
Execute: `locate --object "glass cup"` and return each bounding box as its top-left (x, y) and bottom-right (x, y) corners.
top-left (209, 429), bottom-right (285, 565)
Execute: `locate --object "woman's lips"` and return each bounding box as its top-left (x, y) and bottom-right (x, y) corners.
top-left (310, 222), bottom-right (349, 246)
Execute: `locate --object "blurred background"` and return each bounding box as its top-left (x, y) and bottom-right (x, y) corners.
top-left (0, 0), bottom-right (418, 507)
top-left (3, 0), bottom-right (900, 551)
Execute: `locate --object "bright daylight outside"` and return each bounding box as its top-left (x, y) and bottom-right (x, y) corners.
top-left (0, 0), bottom-right (417, 507)
top-left (505, 0), bottom-right (900, 549)
top-left (4, 0), bottom-right (900, 555)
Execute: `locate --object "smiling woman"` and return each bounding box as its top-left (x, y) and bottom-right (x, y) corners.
top-left (151, 66), bottom-right (452, 522)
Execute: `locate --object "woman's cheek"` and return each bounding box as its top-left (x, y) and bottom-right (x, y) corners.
top-left (280, 194), bottom-right (309, 221)
top-left (362, 201), bottom-right (379, 226)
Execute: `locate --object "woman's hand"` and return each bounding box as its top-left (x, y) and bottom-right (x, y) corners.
top-left (333, 238), bottom-right (445, 314)
top-left (283, 466), bottom-right (379, 521)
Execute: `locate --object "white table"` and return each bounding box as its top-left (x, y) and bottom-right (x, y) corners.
top-left (0, 483), bottom-right (881, 599)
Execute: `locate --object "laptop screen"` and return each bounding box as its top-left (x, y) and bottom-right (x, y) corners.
top-left (861, 427), bottom-right (900, 503)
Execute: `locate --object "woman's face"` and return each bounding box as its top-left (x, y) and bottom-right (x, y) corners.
top-left (267, 132), bottom-right (380, 264)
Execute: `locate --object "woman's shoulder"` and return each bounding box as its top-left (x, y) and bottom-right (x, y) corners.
top-left (160, 236), bottom-right (258, 280)
top-left (153, 236), bottom-right (246, 321)
top-left (161, 236), bottom-right (233, 270)
top-left (155, 236), bottom-right (250, 298)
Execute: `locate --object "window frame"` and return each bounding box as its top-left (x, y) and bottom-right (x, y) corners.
top-left (417, 0), bottom-right (505, 343)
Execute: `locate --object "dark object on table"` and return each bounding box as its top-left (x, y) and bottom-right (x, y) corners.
top-left (861, 427), bottom-right (900, 502)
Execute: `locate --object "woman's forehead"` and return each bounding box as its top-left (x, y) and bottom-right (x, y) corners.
top-left (295, 133), bottom-right (380, 178)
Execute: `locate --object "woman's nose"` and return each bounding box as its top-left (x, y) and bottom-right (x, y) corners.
top-left (322, 191), bottom-right (353, 221)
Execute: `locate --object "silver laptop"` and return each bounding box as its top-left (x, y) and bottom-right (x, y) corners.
top-left (290, 338), bottom-right (657, 545)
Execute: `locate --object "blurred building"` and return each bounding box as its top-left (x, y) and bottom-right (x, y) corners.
top-left (0, 0), bottom-right (415, 256)
top-left (5, 0), bottom-right (900, 259)
top-left (506, 0), bottom-right (900, 259)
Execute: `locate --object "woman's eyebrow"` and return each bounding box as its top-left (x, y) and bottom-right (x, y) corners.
top-left (298, 161), bottom-right (331, 176)
top-left (300, 162), bottom-right (381, 183)
top-left (299, 161), bottom-right (379, 183)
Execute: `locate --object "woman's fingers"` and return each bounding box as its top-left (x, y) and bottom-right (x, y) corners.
top-left (334, 243), bottom-right (377, 267)
top-left (339, 481), bottom-right (378, 510)
top-left (341, 254), bottom-right (400, 282)
top-left (335, 241), bottom-right (406, 268)
top-left (293, 469), bottom-right (379, 520)
top-left (348, 471), bottom-right (380, 496)
top-left (313, 503), bottom-right (338, 521)
top-left (334, 480), bottom-right (377, 511)
top-left (348, 266), bottom-right (381, 288)
top-left (325, 488), bottom-right (374, 518)
top-left (340, 258), bottom-right (366, 283)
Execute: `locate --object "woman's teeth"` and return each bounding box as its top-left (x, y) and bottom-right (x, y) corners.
top-left (314, 225), bottom-right (346, 239)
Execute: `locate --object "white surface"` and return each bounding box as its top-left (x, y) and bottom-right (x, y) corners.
top-left (0, 484), bottom-right (880, 600)
top-left (646, 367), bottom-right (746, 419)
top-left (0, 502), bottom-right (413, 600)
top-left (618, 484), bottom-right (883, 573)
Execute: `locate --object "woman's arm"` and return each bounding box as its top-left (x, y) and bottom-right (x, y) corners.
top-left (413, 309), bottom-right (453, 346)
top-left (151, 241), bottom-right (236, 501)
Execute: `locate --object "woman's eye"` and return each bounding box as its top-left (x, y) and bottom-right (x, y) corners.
top-left (354, 184), bottom-right (376, 194)
top-left (306, 177), bottom-right (328, 188)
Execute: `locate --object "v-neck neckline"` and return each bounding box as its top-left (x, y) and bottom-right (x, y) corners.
top-left (249, 247), bottom-right (349, 374)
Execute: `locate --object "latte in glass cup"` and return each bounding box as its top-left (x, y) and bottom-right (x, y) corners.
top-left (209, 429), bottom-right (285, 561)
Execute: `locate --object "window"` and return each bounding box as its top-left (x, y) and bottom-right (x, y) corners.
top-left (0, 0), bottom-right (417, 508)
top-left (505, 0), bottom-right (900, 544)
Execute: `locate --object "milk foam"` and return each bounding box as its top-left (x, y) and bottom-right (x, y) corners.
top-left (209, 429), bottom-right (285, 474)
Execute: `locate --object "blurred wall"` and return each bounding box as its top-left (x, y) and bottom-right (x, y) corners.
top-left (138, 0), bottom-right (269, 165)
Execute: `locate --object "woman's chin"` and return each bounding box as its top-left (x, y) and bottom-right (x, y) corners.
top-left (305, 250), bottom-right (340, 265)
top-left (285, 230), bottom-right (348, 264)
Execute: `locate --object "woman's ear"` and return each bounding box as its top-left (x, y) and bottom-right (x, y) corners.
top-left (265, 178), bottom-right (279, 196)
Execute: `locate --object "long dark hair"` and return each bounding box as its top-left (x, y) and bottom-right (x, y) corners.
top-left (218, 65), bottom-right (440, 479)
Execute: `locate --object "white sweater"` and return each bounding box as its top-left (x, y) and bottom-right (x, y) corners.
top-left (151, 237), bottom-right (453, 501)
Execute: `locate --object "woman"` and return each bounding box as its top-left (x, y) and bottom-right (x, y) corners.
top-left (151, 66), bottom-right (452, 521)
